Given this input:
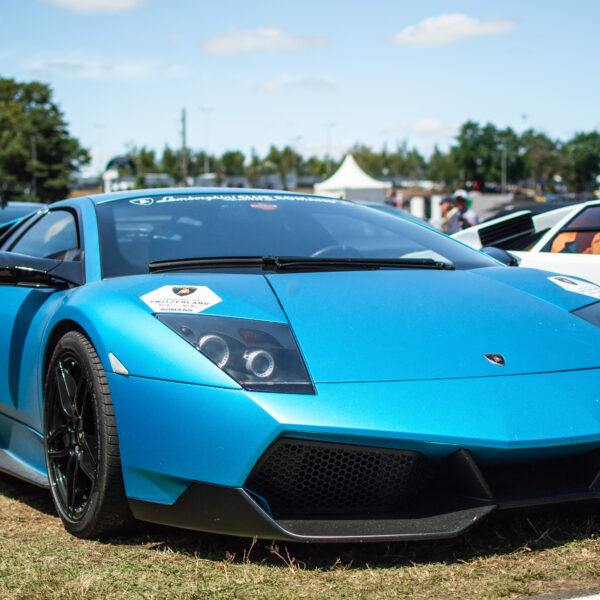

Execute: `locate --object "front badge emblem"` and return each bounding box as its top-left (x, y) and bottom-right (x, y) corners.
top-left (172, 287), bottom-right (197, 296)
top-left (484, 353), bottom-right (505, 366)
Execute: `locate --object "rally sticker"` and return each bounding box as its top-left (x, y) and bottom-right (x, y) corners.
top-left (548, 276), bottom-right (600, 300)
top-left (140, 285), bottom-right (222, 313)
top-left (250, 202), bottom-right (278, 210)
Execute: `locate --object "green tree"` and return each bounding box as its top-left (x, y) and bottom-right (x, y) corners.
top-left (300, 156), bottom-right (328, 177)
top-left (428, 145), bottom-right (460, 185)
top-left (350, 144), bottom-right (385, 178)
top-left (562, 132), bottom-right (600, 191)
top-left (452, 121), bottom-right (499, 187)
top-left (264, 145), bottom-right (299, 189)
top-left (220, 151), bottom-right (245, 176)
top-left (127, 145), bottom-right (158, 187)
top-left (0, 78), bottom-right (89, 203)
top-left (519, 129), bottom-right (559, 191)
top-left (160, 146), bottom-right (181, 181)
top-left (384, 141), bottom-right (426, 179)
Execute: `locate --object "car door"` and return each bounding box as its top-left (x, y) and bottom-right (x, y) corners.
top-left (0, 208), bottom-right (82, 433)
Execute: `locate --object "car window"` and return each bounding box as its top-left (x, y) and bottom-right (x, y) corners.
top-left (8, 209), bottom-right (80, 260)
top-left (543, 206), bottom-right (600, 254)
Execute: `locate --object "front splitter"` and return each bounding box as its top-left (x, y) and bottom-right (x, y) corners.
top-left (128, 481), bottom-right (495, 543)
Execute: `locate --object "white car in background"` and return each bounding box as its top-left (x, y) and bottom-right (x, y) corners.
top-left (452, 200), bottom-right (600, 284)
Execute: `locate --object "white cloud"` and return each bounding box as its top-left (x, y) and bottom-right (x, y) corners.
top-left (382, 119), bottom-right (459, 138)
top-left (393, 13), bottom-right (516, 47)
top-left (257, 75), bottom-right (336, 93)
top-left (24, 54), bottom-right (190, 81)
top-left (39, 0), bottom-right (142, 11)
top-left (202, 27), bottom-right (328, 54)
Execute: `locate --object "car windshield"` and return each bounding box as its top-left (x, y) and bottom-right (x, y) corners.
top-left (95, 192), bottom-right (496, 277)
top-left (543, 205), bottom-right (600, 254)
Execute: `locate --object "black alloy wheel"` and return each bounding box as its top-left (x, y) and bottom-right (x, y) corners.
top-left (44, 331), bottom-right (131, 538)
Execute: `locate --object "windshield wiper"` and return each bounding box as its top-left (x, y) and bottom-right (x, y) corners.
top-left (149, 256), bottom-right (454, 273)
top-left (265, 256), bottom-right (454, 271)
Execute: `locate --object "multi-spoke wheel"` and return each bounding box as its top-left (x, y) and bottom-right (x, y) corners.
top-left (44, 331), bottom-right (131, 538)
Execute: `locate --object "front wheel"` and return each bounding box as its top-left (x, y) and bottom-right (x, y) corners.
top-left (44, 331), bottom-right (131, 538)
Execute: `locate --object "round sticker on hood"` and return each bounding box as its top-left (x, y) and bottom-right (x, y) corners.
top-left (250, 202), bottom-right (278, 210)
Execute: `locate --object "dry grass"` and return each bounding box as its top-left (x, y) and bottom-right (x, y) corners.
top-left (2, 472), bottom-right (600, 599)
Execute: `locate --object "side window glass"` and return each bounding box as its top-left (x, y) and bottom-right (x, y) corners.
top-left (9, 210), bottom-right (80, 260)
top-left (543, 207), bottom-right (600, 254)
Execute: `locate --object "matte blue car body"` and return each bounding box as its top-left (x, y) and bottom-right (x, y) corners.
top-left (1, 188), bottom-right (600, 540)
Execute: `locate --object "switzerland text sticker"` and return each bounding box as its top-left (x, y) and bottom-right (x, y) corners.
top-left (548, 276), bottom-right (600, 299)
top-left (140, 285), bottom-right (222, 313)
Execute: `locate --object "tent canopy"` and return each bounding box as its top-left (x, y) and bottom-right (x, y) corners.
top-left (314, 154), bottom-right (391, 202)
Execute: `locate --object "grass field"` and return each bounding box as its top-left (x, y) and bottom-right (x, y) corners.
top-left (2, 472), bottom-right (600, 600)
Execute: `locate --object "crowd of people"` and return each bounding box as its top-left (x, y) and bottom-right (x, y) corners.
top-left (440, 190), bottom-right (479, 234)
top-left (385, 188), bottom-right (480, 234)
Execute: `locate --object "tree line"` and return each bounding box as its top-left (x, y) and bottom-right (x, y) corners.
top-left (131, 123), bottom-right (600, 194)
top-left (2, 77), bottom-right (600, 203)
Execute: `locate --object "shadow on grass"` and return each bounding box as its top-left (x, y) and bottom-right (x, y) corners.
top-left (2, 470), bottom-right (600, 570)
top-left (0, 471), bottom-right (55, 516)
top-left (121, 506), bottom-right (600, 571)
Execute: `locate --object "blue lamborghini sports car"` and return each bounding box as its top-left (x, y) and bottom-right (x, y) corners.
top-left (2, 188), bottom-right (600, 542)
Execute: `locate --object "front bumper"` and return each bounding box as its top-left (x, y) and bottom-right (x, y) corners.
top-left (128, 441), bottom-right (600, 542)
top-left (108, 367), bottom-right (600, 541)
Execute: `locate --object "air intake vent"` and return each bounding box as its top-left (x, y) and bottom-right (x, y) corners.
top-left (245, 439), bottom-right (434, 517)
top-left (479, 213), bottom-right (534, 248)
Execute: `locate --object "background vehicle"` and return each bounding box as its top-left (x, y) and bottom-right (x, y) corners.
top-left (453, 200), bottom-right (600, 284)
top-left (0, 201), bottom-right (39, 225)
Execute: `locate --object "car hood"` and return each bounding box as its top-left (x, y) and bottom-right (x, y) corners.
top-left (265, 266), bottom-right (600, 383)
top-left (80, 267), bottom-right (600, 386)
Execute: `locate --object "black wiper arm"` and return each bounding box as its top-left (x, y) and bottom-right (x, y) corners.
top-left (149, 256), bottom-right (454, 273)
top-left (269, 256), bottom-right (454, 271)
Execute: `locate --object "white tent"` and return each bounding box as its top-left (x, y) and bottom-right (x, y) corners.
top-left (314, 154), bottom-right (391, 202)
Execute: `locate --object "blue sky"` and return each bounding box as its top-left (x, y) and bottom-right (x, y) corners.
top-left (1, 0), bottom-right (599, 174)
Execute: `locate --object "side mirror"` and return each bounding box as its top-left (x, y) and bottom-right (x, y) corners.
top-left (0, 251), bottom-right (83, 286)
top-left (480, 246), bottom-right (519, 267)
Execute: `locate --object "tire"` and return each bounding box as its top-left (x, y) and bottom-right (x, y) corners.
top-left (44, 331), bottom-right (131, 538)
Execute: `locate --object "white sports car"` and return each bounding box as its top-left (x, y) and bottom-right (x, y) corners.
top-left (453, 200), bottom-right (600, 284)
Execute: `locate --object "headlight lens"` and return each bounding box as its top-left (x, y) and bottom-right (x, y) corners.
top-left (572, 301), bottom-right (600, 328)
top-left (155, 314), bottom-right (315, 394)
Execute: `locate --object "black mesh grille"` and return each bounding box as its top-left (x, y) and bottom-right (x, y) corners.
top-left (245, 439), bottom-right (434, 517)
top-left (479, 213), bottom-right (534, 248)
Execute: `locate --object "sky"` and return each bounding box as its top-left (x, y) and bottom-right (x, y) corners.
top-left (1, 0), bottom-right (599, 175)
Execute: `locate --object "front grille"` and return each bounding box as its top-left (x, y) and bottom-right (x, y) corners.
top-left (245, 439), bottom-right (434, 517)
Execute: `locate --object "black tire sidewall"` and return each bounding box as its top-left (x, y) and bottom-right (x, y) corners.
top-left (44, 331), bottom-right (114, 536)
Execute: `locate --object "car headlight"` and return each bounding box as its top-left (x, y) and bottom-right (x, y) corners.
top-left (155, 314), bottom-right (315, 395)
top-left (572, 301), bottom-right (600, 328)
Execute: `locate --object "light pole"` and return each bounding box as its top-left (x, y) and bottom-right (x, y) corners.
top-left (289, 135), bottom-right (301, 189)
top-left (181, 108), bottom-right (188, 186)
top-left (199, 106), bottom-right (213, 174)
top-left (324, 122), bottom-right (335, 174)
top-left (93, 123), bottom-right (106, 175)
top-left (30, 135), bottom-right (37, 199)
top-left (501, 142), bottom-right (507, 195)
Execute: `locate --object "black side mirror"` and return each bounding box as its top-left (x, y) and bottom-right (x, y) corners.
top-left (480, 246), bottom-right (519, 267)
top-left (0, 251), bottom-right (83, 286)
